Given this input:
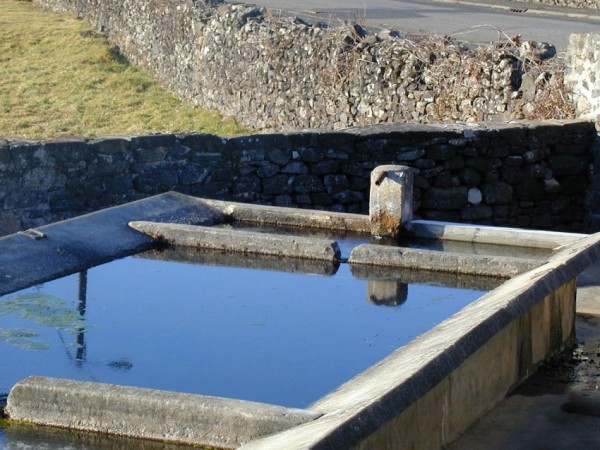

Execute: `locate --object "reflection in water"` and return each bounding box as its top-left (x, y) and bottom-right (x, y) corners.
top-left (0, 251), bottom-right (489, 449)
top-left (351, 264), bottom-right (504, 291)
top-left (141, 245), bottom-right (339, 276)
top-left (367, 280), bottom-right (408, 307)
top-left (76, 270), bottom-right (87, 367)
top-left (0, 420), bottom-right (202, 450)
top-left (0, 255), bottom-right (485, 409)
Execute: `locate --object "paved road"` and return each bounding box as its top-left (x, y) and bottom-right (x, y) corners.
top-left (244, 0), bottom-right (600, 52)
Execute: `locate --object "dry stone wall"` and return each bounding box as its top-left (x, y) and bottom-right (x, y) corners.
top-left (0, 121), bottom-right (595, 236)
top-left (34, 0), bottom-right (572, 131)
top-left (510, 0), bottom-right (599, 9)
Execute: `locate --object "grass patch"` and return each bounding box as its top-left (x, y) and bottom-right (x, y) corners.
top-left (0, 0), bottom-right (248, 139)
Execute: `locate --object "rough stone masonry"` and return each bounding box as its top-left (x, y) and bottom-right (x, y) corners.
top-left (0, 121), bottom-right (595, 235)
top-left (34, 0), bottom-right (574, 130)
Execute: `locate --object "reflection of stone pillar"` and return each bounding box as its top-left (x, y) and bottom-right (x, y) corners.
top-left (76, 270), bottom-right (87, 365)
top-left (370, 165), bottom-right (413, 238)
top-left (367, 280), bottom-right (408, 307)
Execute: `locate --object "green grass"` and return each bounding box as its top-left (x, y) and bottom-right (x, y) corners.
top-left (0, 0), bottom-right (248, 139)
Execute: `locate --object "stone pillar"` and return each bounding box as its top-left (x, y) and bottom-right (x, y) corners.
top-left (369, 165), bottom-right (413, 238)
top-left (566, 33), bottom-right (600, 121)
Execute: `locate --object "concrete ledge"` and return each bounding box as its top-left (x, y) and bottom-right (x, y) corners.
top-left (409, 220), bottom-right (586, 249)
top-left (129, 221), bottom-right (341, 261)
top-left (201, 198), bottom-right (371, 233)
top-left (6, 376), bottom-right (322, 448)
top-left (349, 244), bottom-right (540, 278)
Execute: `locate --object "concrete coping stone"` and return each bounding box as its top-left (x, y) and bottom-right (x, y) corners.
top-left (239, 232), bottom-right (600, 449)
top-left (129, 221), bottom-right (341, 262)
top-left (6, 376), bottom-right (322, 449)
top-left (349, 244), bottom-right (541, 278)
top-left (201, 198), bottom-right (371, 233)
top-left (409, 220), bottom-right (586, 250)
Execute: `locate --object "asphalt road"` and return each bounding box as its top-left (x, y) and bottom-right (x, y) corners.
top-left (243, 0), bottom-right (600, 52)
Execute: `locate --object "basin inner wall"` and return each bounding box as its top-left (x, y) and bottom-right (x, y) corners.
top-left (354, 279), bottom-right (576, 449)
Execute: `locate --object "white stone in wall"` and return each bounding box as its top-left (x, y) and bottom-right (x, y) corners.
top-left (468, 187), bottom-right (483, 205)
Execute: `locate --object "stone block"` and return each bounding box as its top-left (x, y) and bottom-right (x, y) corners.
top-left (550, 154), bottom-right (589, 177)
top-left (263, 174), bottom-right (294, 195)
top-left (293, 175), bottom-right (325, 193)
top-left (483, 182), bottom-right (514, 205)
top-left (282, 161), bottom-right (309, 174)
top-left (324, 174), bottom-right (349, 194)
top-left (267, 148), bottom-right (291, 165)
top-left (421, 187), bottom-right (468, 210)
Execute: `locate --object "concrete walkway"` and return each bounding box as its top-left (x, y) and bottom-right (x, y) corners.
top-left (449, 263), bottom-right (600, 449)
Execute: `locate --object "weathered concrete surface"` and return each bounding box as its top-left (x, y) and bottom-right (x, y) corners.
top-left (410, 220), bottom-right (586, 249)
top-left (6, 377), bottom-right (322, 449)
top-left (349, 244), bottom-right (540, 277)
top-left (240, 232), bottom-right (600, 449)
top-left (129, 221), bottom-right (341, 261)
top-left (0, 192), bottom-right (224, 297)
top-left (201, 198), bottom-right (370, 233)
top-left (369, 165), bottom-right (413, 238)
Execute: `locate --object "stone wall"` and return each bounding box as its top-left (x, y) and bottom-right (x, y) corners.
top-left (510, 0), bottom-right (599, 9)
top-left (0, 121), bottom-right (594, 235)
top-left (33, 0), bottom-right (571, 131)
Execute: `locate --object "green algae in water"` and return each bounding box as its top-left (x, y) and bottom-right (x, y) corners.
top-left (0, 292), bottom-right (85, 331)
top-left (0, 292), bottom-right (84, 351)
top-left (0, 328), bottom-right (49, 351)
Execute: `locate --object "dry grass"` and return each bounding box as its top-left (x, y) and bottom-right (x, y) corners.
top-left (0, 0), bottom-right (248, 139)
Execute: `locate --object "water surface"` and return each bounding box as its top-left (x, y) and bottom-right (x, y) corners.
top-left (0, 252), bottom-right (485, 408)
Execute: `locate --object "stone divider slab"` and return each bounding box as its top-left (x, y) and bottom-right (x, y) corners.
top-left (409, 220), bottom-right (586, 249)
top-left (201, 199), bottom-right (371, 233)
top-left (349, 244), bottom-right (541, 278)
top-left (128, 221), bottom-right (341, 261)
top-left (6, 376), bottom-right (322, 449)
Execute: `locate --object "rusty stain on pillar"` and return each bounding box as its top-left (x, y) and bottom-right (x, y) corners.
top-left (370, 165), bottom-right (413, 238)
